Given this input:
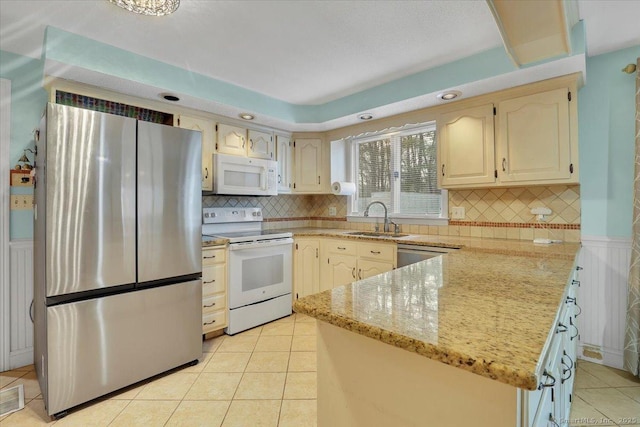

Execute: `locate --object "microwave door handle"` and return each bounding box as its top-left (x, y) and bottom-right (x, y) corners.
top-left (261, 166), bottom-right (267, 190)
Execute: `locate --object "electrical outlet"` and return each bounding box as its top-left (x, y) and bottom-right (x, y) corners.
top-left (328, 206), bottom-right (337, 216)
top-left (451, 207), bottom-right (465, 219)
top-left (10, 195), bottom-right (34, 210)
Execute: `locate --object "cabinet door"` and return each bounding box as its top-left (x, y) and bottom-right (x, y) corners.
top-left (322, 255), bottom-right (357, 290)
top-left (293, 138), bottom-right (323, 193)
top-left (276, 135), bottom-right (292, 193)
top-left (497, 88), bottom-right (572, 183)
top-left (217, 123), bottom-right (247, 156)
top-left (176, 115), bottom-right (214, 191)
top-left (438, 104), bottom-right (496, 188)
top-left (248, 129), bottom-right (274, 160)
top-left (294, 239), bottom-right (320, 299)
top-left (357, 259), bottom-right (394, 280)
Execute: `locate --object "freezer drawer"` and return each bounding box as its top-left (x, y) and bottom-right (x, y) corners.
top-left (44, 280), bottom-right (202, 416)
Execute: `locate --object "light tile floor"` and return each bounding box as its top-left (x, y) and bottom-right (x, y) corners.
top-left (2, 314), bottom-right (639, 427)
top-left (569, 360), bottom-right (640, 426)
top-left (0, 313), bottom-right (317, 427)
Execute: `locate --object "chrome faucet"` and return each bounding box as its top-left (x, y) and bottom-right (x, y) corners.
top-left (364, 201), bottom-right (392, 232)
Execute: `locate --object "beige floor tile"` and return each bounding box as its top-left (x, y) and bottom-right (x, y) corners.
top-left (255, 336), bottom-right (293, 352)
top-left (54, 399), bottom-right (128, 426)
top-left (165, 400), bottom-right (230, 427)
top-left (288, 352), bottom-right (317, 372)
top-left (181, 353), bottom-right (213, 374)
top-left (238, 326), bottom-right (264, 336)
top-left (618, 387), bottom-right (640, 403)
top-left (294, 314), bottom-right (316, 323)
top-left (203, 352), bottom-right (251, 373)
top-left (184, 373), bottom-right (242, 400)
top-left (109, 400), bottom-right (178, 427)
top-left (577, 388), bottom-right (640, 424)
top-left (260, 322), bottom-right (295, 336)
top-left (569, 396), bottom-right (613, 426)
top-left (293, 323), bottom-right (316, 336)
top-left (579, 361), bottom-right (640, 388)
top-left (0, 398), bottom-right (55, 426)
top-left (109, 381), bottom-right (147, 400)
top-left (279, 399), bottom-right (317, 427)
top-left (575, 367), bottom-right (612, 389)
top-left (1, 371), bottom-right (41, 399)
top-left (1, 370), bottom-right (27, 388)
top-left (291, 335), bottom-right (317, 352)
top-left (203, 336), bottom-right (225, 353)
top-left (245, 352), bottom-right (290, 373)
top-left (135, 372), bottom-right (198, 400)
top-left (217, 335), bottom-right (259, 353)
top-left (284, 372), bottom-right (317, 399)
top-left (273, 314), bottom-right (295, 324)
top-left (234, 373), bottom-right (286, 400)
top-left (12, 364), bottom-right (35, 372)
top-left (221, 400), bottom-right (281, 427)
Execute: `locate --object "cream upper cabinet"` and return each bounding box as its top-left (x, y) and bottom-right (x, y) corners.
top-left (248, 129), bottom-right (274, 160)
top-left (276, 135), bottom-right (292, 193)
top-left (216, 123), bottom-right (247, 156)
top-left (293, 138), bottom-right (324, 193)
top-left (497, 88), bottom-right (574, 184)
top-left (175, 115), bottom-right (214, 192)
top-left (438, 104), bottom-right (496, 187)
top-left (438, 83), bottom-right (578, 189)
top-left (293, 238), bottom-right (320, 300)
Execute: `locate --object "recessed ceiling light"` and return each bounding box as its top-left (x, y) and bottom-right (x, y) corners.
top-left (239, 113), bottom-right (255, 120)
top-left (161, 93), bottom-right (180, 102)
top-left (437, 90), bottom-right (462, 101)
top-left (358, 113), bottom-right (373, 120)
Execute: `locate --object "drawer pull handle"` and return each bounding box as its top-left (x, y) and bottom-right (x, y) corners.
top-left (203, 320), bottom-right (216, 325)
top-left (352, 267), bottom-right (356, 278)
top-left (556, 322), bottom-right (568, 333)
top-left (204, 279), bottom-right (216, 284)
top-left (204, 303), bottom-right (216, 308)
top-left (571, 279), bottom-right (580, 287)
top-left (539, 370), bottom-right (556, 389)
top-left (358, 268), bottom-right (362, 280)
top-left (337, 247), bottom-right (346, 250)
top-left (204, 255), bottom-right (216, 259)
top-left (370, 250), bottom-right (381, 254)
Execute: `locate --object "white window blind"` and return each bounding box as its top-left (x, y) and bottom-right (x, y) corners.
top-left (352, 123), bottom-right (443, 217)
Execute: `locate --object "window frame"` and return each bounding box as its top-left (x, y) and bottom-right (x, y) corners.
top-left (346, 122), bottom-right (448, 224)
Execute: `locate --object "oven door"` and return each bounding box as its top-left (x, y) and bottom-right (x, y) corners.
top-left (228, 238), bottom-right (293, 309)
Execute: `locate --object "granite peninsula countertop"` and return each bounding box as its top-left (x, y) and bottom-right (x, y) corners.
top-left (290, 227), bottom-right (580, 390)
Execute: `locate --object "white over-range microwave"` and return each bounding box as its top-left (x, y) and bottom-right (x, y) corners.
top-left (213, 153), bottom-right (278, 196)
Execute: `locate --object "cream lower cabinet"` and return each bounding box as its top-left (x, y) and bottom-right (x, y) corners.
top-left (320, 239), bottom-right (396, 290)
top-left (293, 238), bottom-right (320, 300)
top-left (202, 246), bottom-right (228, 334)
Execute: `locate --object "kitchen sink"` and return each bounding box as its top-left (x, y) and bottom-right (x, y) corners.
top-left (345, 231), bottom-right (408, 238)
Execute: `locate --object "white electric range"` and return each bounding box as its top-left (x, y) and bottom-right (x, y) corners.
top-left (203, 207), bottom-right (293, 335)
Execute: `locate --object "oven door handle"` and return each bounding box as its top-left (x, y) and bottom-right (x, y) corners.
top-left (228, 238), bottom-right (294, 250)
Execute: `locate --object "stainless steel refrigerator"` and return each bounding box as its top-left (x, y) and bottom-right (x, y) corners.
top-left (33, 103), bottom-right (202, 418)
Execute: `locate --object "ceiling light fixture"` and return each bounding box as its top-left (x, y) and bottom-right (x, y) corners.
top-left (358, 113), bottom-right (373, 121)
top-left (437, 90), bottom-right (462, 101)
top-left (161, 93), bottom-right (180, 102)
top-left (109, 0), bottom-right (180, 16)
top-left (239, 113), bottom-right (255, 120)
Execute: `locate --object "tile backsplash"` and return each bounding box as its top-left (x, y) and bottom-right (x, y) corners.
top-left (203, 185), bottom-right (581, 242)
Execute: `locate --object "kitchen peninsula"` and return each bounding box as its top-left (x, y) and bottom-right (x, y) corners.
top-left (293, 239), bottom-right (581, 427)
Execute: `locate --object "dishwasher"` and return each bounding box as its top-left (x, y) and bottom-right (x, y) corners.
top-left (396, 244), bottom-right (459, 267)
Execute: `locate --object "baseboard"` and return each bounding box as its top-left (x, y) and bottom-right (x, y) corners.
top-left (8, 348), bottom-right (33, 370)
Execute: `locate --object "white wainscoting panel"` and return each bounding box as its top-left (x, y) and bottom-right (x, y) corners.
top-left (9, 240), bottom-right (33, 369)
top-left (578, 236), bottom-right (632, 369)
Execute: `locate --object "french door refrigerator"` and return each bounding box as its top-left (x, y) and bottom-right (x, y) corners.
top-left (33, 103), bottom-right (202, 418)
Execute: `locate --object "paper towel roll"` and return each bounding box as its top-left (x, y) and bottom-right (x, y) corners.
top-left (331, 181), bottom-right (356, 195)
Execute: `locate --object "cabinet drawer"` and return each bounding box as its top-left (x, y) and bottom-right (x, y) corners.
top-left (203, 293), bottom-right (226, 314)
top-left (203, 310), bottom-right (226, 333)
top-left (358, 242), bottom-right (395, 262)
top-left (203, 264), bottom-right (225, 295)
top-left (324, 239), bottom-right (357, 256)
top-left (202, 247), bottom-right (226, 265)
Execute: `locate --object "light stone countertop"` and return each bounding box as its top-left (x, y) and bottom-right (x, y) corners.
top-left (290, 227), bottom-right (581, 390)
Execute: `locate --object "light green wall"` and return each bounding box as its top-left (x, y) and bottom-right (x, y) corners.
top-left (578, 45), bottom-right (639, 238)
top-left (0, 50), bottom-right (47, 240)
